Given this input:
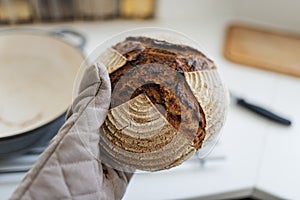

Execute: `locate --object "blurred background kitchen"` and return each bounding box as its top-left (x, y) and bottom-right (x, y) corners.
top-left (0, 0), bottom-right (300, 199)
top-left (0, 0), bottom-right (155, 23)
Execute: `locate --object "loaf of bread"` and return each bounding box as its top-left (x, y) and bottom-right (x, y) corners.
top-left (98, 36), bottom-right (228, 172)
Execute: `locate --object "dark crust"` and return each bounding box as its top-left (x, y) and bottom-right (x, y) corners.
top-left (113, 36), bottom-right (216, 72)
top-left (108, 36), bottom-right (212, 149)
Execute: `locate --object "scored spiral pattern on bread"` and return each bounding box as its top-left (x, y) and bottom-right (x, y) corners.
top-left (98, 36), bottom-right (228, 171)
top-left (184, 70), bottom-right (228, 145)
top-left (100, 93), bottom-right (195, 171)
top-left (103, 94), bottom-right (178, 153)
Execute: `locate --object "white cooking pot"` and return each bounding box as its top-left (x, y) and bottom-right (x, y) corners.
top-left (0, 28), bottom-right (85, 157)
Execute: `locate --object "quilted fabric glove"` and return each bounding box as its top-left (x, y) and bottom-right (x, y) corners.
top-left (11, 63), bottom-right (132, 200)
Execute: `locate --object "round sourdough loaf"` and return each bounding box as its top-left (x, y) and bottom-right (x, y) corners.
top-left (98, 36), bottom-right (228, 172)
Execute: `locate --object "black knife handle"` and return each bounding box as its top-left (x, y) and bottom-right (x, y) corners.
top-left (236, 98), bottom-right (292, 126)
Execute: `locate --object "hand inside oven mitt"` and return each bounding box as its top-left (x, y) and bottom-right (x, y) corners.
top-left (11, 63), bottom-right (132, 200)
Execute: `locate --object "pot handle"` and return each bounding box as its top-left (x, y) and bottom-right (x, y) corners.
top-left (52, 29), bottom-right (86, 50)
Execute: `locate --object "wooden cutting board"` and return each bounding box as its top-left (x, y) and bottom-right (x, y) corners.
top-left (224, 25), bottom-right (300, 78)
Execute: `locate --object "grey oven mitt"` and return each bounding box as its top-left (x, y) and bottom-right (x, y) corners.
top-left (11, 63), bottom-right (132, 200)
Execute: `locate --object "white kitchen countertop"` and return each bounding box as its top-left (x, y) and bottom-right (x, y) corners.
top-left (0, 3), bottom-right (300, 199)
